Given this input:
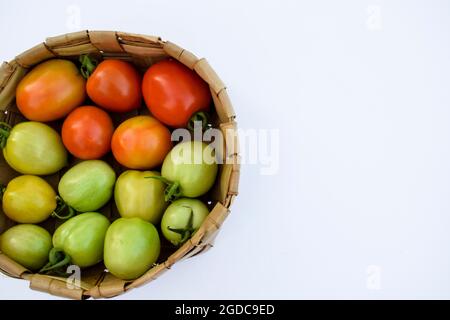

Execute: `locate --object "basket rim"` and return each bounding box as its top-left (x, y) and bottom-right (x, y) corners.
top-left (0, 30), bottom-right (240, 299)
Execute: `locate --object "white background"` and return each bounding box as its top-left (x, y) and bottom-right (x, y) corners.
top-left (1, 0), bottom-right (450, 299)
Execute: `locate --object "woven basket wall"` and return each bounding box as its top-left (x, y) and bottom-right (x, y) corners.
top-left (0, 30), bottom-right (239, 299)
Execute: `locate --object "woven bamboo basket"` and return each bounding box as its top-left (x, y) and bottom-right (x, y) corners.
top-left (0, 31), bottom-right (239, 299)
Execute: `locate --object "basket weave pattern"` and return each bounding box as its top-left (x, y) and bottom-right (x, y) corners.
top-left (0, 30), bottom-right (239, 299)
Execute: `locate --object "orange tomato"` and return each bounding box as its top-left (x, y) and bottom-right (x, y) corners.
top-left (16, 59), bottom-right (86, 122)
top-left (62, 106), bottom-right (114, 160)
top-left (111, 116), bottom-right (172, 169)
top-left (86, 60), bottom-right (141, 113)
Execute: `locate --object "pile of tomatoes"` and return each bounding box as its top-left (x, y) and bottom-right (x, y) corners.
top-left (0, 56), bottom-right (218, 280)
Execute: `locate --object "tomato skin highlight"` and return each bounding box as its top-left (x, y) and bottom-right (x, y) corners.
top-left (111, 116), bottom-right (172, 170)
top-left (104, 217), bottom-right (160, 280)
top-left (161, 198), bottom-right (209, 246)
top-left (2, 175), bottom-right (57, 224)
top-left (0, 224), bottom-right (52, 270)
top-left (142, 59), bottom-right (211, 128)
top-left (87, 60), bottom-right (141, 113)
top-left (16, 59), bottom-right (86, 122)
top-left (62, 106), bottom-right (114, 160)
top-left (58, 160), bottom-right (116, 212)
top-left (114, 170), bottom-right (167, 224)
top-left (2, 122), bottom-right (68, 175)
top-left (53, 212), bottom-right (110, 268)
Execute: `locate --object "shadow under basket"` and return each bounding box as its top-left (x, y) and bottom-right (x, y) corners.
top-left (0, 30), bottom-right (240, 299)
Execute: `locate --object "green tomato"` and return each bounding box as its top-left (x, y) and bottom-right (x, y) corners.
top-left (58, 160), bottom-right (116, 212)
top-left (53, 212), bottom-right (110, 268)
top-left (161, 141), bottom-right (218, 201)
top-left (104, 218), bottom-right (160, 280)
top-left (114, 170), bottom-right (167, 224)
top-left (1, 122), bottom-right (67, 175)
top-left (161, 198), bottom-right (209, 246)
top-left (0, 224), bottom-right (52, 270)
top-left (2, 175), bottom-right (57, 223)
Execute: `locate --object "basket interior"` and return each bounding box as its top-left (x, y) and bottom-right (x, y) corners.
top-left (0, 31), bottom-right (239, 299)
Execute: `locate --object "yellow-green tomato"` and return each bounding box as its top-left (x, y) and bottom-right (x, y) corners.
top-left (114, 170), bottom-right (167, 224)
top-left (2, 175), bottom-right (57, 223)
top-left (161, 198), bottom-right (209, 246)
top-left (53, 212), bottom-right (110, 268)
top-left (161, 141), bottom-right (218, 200)
top-left (0, 224), bottom-right (52, 270)
top-left (58, 160), bottom-right (116, 212)
top-left (2, 122), bottom-right (67, 175)
top-left (104, 218), bottom-right (160, 280)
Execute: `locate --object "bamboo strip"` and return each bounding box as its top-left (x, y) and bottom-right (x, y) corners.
top-left (0, 61), bottom-right (26, 111)
top-left (162, 41), bottom-right (184, 60)
top-left (220, 121), bottom-right (240, 156)
top-left (120, 44), bottom-right (166, 57)
top-left (89, 273), bottom-right (126, 298)
top-left (126, 262), bottom-right (170, 290)
top-left (218, 89), bottom-right (236, 120)
top-left (89, 31), bottom-right (123, 52)
top-left (46, 30), bottom-right (90, 47)
top-left (194, 58), bottom-right (226, 94)
top-left (49, 43), bottom-right (99, 56)
top-left (0, 253), bottom-right (28, 278)
top-left (15, 43), bottom-right (55, 68)
top-left (29, 275), bottom-right (84, 300)
top-left (116, 32), bottom-right (162, 47)
top-left (179, 49), bottom-right (199, 70)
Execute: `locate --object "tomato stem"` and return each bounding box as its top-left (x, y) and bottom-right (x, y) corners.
top-left (39, 248), bottom-right (72, 273)
top-left (0, 184), bottom-right (6, 198)
top-left (167, 208), bottom-right (196, 246)
top-left (145, 176), bottom-right (182, 202)
top-left (187, 111), bottom-right (210, 131)
top-left (0, 122), bottom-right (11, 149)
top-left (79, 54), bottom-right (98, 79)
top-left (52, 196), bottom-right (76, 220)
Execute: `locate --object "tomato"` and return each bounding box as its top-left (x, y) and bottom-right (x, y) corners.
top-left (0, 224), bottom-right (52, 270)
top-left (16, 59), bottom-right (86, 122)
top-left (158, 141), bottom-right (218, 201)
top-left (111, 116), bottom-right (172, 169)
top-left (2, 175), bottom-right (56, 223)
top-left (1, 122), bottom-right (67, 175)
top-left (62, 106), bottom-right (114, 160)
top-left (114, 170), bottom-right (167, 224)
top-left (142, 59), bottom-right (211, 128)
top-left (51, 212), bottom-right (110, 268)
top-left (104, 218), bottom-right (160, 280)
top-left (58, 160), bottom-right (116, 213)
top-left (161, 198), bottom-right (209, 246)
top-left (86, 59), bottom-right (141, 113)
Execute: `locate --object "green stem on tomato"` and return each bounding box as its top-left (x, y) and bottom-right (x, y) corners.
top-left (79, 55), bottom-right (98, 79)
top-left (167, 208), bottom-right (196, 246)
top-left (40, 248), bottom-right (72, 273)
top-left (187, 111), bottom-right (209, 131)
top-left (0, 122), bottom-right (11, 149)
top-left (51, 196), bottom-right (76, 220)
top-left (0, 184), bottom-right (6, 198)
top-left (145, 176), bottom-right (182, 202)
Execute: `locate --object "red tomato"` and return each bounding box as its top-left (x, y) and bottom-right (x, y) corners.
top-left (62, 106), bottom-right (114, 160)
top-left (142, 59), bottom-right (211, 128)
top-left (111, 116), bottom-right (172, 169)
top-left (86, 60), bottom-right (141, 113)
top-left (16, 59), bottom-right (86, 122)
